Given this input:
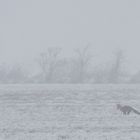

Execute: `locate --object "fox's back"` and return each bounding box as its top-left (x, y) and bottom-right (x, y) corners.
top-left (117, 104), bottom-right (132, 110)
top-left (121, 105), bottom-right (133, 111)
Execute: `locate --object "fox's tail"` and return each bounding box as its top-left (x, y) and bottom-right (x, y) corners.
top-left (132, 108), bottom-right (140, 115)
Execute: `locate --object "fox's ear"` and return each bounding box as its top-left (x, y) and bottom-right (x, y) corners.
top-left (116, 104), bottom-right (119, 107)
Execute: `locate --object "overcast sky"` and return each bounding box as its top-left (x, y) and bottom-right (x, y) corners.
top-left (0, 0), bottom-right (140, 74)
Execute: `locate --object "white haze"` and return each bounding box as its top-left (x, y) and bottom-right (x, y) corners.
top-left (0, 0), bottom-right (140, 74)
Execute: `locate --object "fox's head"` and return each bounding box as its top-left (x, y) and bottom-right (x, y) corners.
top-left (116, 104), bottom-right (122, 109)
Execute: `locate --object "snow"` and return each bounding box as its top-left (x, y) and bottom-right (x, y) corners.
top-left (0, 84), bottom-right (139, 140)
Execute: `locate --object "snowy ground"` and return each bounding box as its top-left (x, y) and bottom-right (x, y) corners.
top-left (0, 84), bottom-right (140, 140)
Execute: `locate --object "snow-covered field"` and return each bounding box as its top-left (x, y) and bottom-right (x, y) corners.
top-left (0, 84), bottom-right (140, 140)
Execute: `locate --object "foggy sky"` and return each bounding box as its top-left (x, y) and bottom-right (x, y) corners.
top-left (0, 0), bottom-right (140, 74)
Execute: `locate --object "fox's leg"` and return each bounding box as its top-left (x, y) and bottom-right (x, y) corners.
top-left (127, 111), bottom-right (130, 115)
top-left (124, 111), bottom-right (127, 115)
top-left (123, 111), bottom-right (125, 115)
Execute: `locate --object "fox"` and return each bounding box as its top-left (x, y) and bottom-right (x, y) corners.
top-left (117, 104), bottom-right (140, 115)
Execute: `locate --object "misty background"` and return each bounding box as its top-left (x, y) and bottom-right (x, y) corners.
top-left (0, 0), bottom-right (140, 83)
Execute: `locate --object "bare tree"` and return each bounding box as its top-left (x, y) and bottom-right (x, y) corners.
top-left (71, 44), bottom-right (92, 83)
top-left (0, 64), bottom-right (8, 83)
top-left (7, 65), bottom-right (28, 83)
top-left (38, 47), bottom-right (61, 83)
top-left (130, 71), bottom-right (140, 83)
top-left (108, 49), bottom-right (124, 83)
top-left (93, 68), bottom-right (109, 83)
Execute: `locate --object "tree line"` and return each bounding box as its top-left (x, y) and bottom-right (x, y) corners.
top-left (0, 46), bottom-right (139, 84)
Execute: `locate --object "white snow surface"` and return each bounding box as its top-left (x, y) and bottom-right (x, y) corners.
top-left (0, 84), bottom-right (139, 140)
